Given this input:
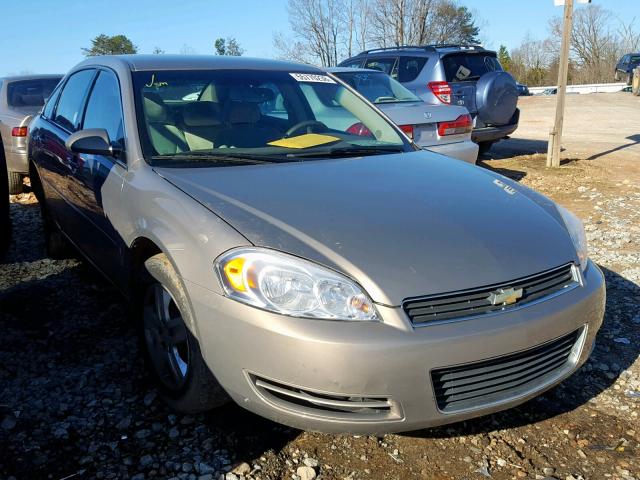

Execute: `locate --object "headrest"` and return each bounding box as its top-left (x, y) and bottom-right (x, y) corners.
top-left (183, 101), bottom-right (222, 127)
top-left (228, 86), bottom-right (275, 103)
top-left (227, 102), bottom-right (261, 124)
top-left (143, 92), bottom-right (168, 123)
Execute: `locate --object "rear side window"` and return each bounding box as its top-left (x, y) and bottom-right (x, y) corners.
top-left (43, 84), bottom-right (62, 119)
top-left (83, 70), bottom-right (125, 144)
top-left (442, 53), bottom-right (502, 83)
top-left (364, 57), bottom-right (398, 78)
top-left (340, 59), bottom-right (365, 69)
top-left (53, 70), bottom-right (96, 132)
top-left (7, 78), bottom-right (62, 108)
top-left (630, 55), bottom-right (640, 64)
top-left (397, 57), bottom-right (427, 82)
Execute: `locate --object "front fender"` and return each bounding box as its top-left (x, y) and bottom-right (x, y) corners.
top-left (102, 163), bottom-right (251, 297)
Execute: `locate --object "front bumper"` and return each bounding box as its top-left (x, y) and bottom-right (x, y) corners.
top-left (189, 260), bottom-right (605, 434)
top-left (425, 140), bottom-right (479, 164)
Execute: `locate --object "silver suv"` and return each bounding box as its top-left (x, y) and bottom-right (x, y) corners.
top-left (339, 45), bottom-right (520, 154)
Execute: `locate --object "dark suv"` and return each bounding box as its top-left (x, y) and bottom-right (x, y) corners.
top-left (339, 45), bottom-right (519, 153)
top-left (615, 53), bottom-right (640, 85)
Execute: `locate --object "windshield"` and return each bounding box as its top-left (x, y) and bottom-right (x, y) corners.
top-left (7, 78), bottom-right (62, 108)
top-left (132, 70), bottom-right (410, 166)
top-left (334, 71), bottom-right (421, 104)
top-left (442, 53), bottom-right (502, 83)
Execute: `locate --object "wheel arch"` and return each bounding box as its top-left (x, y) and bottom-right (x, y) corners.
top-left (128, 235), bottom-right (203, 341)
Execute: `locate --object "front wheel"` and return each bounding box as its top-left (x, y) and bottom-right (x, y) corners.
top-left (614, 70), bottom-right (620, 82)
top-left (142, 254), bottom-right (229, 413)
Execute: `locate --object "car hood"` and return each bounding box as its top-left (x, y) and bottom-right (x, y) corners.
top-left (376, 101), bottom-right (466, 126)
top-left (156, 152), bottom-right (577, 306)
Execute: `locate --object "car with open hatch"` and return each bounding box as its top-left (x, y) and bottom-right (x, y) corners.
top-left (28, 55), bottom-right (605, 434)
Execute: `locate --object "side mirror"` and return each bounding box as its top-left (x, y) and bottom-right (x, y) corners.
top-left (66, 129), bottom-right (122, 157)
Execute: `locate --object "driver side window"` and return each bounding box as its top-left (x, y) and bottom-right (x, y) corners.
top-left (83, 70), bottom-right (125, 147)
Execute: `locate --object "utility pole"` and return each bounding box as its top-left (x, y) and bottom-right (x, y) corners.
top-left (547, 0), bottom-right (574, 167)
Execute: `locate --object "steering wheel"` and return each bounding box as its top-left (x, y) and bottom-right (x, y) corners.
top-left (284, 120), bottom-right (328, 138)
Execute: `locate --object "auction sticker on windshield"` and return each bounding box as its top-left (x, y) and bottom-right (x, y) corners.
top-left (290, 73), bottom-right (336, 83)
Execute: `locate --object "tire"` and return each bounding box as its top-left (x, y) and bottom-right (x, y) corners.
top-left (614, 70), bottom-right (620, 82)
top-left (475, 71), bottom-right (518, 125)
top-left (633, 69), bottom-right (640, 96)
top-left (141, 253), bottom-right (229, 413)
top-left (7, 171), bottom-right (23, 195)
top-left (478, 141), bottom-right (495, 155)
top-left (0, 152), bottom-right (10, 257)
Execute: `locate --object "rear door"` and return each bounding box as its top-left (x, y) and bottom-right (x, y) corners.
top-left (33, 69), bottom-right (97, 233)
top-left (67, 68), bottom-right (128, 286)
top-left (440, 52), bottom-right (502, 117)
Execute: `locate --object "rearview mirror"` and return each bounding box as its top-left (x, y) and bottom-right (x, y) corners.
top-left (66, 129), bottom-right (122, 157)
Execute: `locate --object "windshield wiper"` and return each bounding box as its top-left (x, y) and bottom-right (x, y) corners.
top-left (150, 152), bottom-right (287, 165)
top-left (285, 145), bottom-right (406, 159)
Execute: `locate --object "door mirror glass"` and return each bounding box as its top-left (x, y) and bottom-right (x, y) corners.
top-left (66, 128), bottom-right (121, 157)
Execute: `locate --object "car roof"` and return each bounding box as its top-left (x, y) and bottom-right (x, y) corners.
top-left (349, 44), bottom-right (489, 58)
top-left (74, 54), bottom-right (324, 73)
top-left (0, 74), bottom-right (63, 82)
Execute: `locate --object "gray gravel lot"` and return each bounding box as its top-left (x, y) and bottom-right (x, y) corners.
top-left (0, 94), bottom-right (639, 479)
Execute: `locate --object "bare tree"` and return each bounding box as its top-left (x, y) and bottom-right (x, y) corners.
top-left (276, 0), bottom-right (344, 66)
top-left (617, 18), bottom-right (640, 55)
top-left (274, 0), bottom-right (481, 66)
top-left (367, 0), bottom-right (478, 48)
top-left (549, 4), bottom-right (617, 83)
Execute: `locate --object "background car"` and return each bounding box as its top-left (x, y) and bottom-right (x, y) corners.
top-left (517, 82), bottom-right (530, 96)
top-left (614, 53), bottom-right (640, 84)
top-left (0, 138), bottom-right (9, 256)
top-left (339, 44), bottom-right (519, 155)
top-left (538, 87), bottom-right (557, 96)
top-left (0, 74), bottom-right (62, 193)
top-left (328, 67), bottom-right (478, 163)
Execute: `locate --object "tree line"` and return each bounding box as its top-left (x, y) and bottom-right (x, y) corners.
top-left (273, 0), bottom-right (480, 66)
top-left (82, 2), bottom-right (639, 87)
top-left (499, 4), bottom-right (640, 87)
top-left (82, 34), bottom-right (244, 57)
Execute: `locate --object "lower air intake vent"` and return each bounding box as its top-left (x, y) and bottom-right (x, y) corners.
top-left (431, 328), bottom-right (583, 413)
top-left (250, 375), bottom-right (400, 421)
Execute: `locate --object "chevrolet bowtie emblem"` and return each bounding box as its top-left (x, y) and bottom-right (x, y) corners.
top-left (488, 287), bottom-right (523, 306)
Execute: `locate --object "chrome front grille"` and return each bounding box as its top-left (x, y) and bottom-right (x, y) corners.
top-left (431, 328), bottom-right (582, 413)
top-left (404, 263), bottom-right (579, 325)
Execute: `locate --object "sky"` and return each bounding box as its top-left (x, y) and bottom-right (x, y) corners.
top-left (1, 0), bottom-right (639, 77)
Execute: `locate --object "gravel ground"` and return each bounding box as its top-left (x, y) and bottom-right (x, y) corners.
top-left (0, 152), bottom-right (638, 480)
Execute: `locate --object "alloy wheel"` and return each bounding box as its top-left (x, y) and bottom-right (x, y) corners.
top-left (143, 283), bottom-right (190, 390)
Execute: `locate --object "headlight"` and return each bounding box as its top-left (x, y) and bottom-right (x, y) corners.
top-left (556, 204), bottom-right (588, 271)
top-left (214, 248), bottom-right (378, 321)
